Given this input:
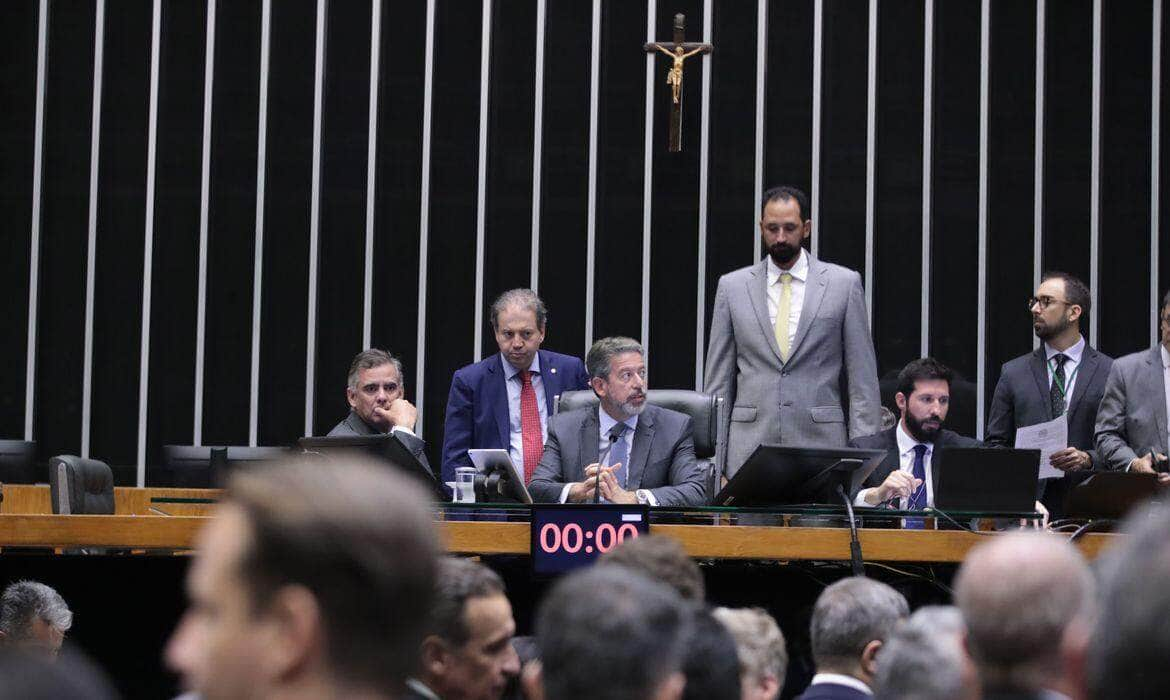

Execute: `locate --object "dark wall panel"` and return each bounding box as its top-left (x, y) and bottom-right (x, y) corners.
top-left (648, 0), bottom-right (704, 389)
top-left (146, 0), bottom-right (206, 473)
top-left (481, 0), bottom-right (537, 359)
top-left (985, 0), bottom-right (1037, 409)
top-left (258, 0), bottom-right (315, 445)
top-left (422, 0), bottom-right (482, 454)
top-left (817, 0), bottom-right (869, 275)
top-left (90, 0), bottom-right (151, 468)
top-left (872, 0), bottom-right (925, 378)
top-left (763, 0), bottom-right (813, 203)
top-left (0, 0), bottom-right (37, 438)
top-left (930, 0), bottom-right (981, 435)
top-left (536, 0), bottom-right (591, 359)
top-left (35, 2), bottom-right (97, 463)
top-left (1098, 0), bottom-right (1153, 358)
top-left (311, 0), bottom-right (372, 434)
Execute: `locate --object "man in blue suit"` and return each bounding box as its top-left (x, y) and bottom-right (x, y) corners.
top-left (441, 289), bottom-right (590, 488)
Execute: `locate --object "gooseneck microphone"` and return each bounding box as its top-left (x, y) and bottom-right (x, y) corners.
top-left (593, 425), bottom-right (625, 504)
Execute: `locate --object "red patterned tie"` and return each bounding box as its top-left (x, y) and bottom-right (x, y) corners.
top-left (519, 370), bottom-right (543, 483)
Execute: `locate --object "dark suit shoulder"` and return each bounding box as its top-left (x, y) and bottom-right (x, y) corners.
top-left (540, 349), bottom-right (586, 367)
top-left (644, 403), bottom-right (693, 432)
top-left (451, 353), bottom-right (501, 381)
top-left (795, 682), bottom-right (871, 700)
top-left (1000, 349), bottom-right (1042, 375)
top-left (936, 429), bottom-right (982, 448)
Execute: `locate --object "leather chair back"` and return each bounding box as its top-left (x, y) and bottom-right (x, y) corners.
top-left (48, 455), bottom-right (115, 515)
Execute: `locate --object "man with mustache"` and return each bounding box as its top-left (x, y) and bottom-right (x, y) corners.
top-left (985, 273), bottom-right (1112, 518)
top-left (705, 186), bottom-right (881, 480)
top-left (851, 358), bottom-right (981, 509)
top-left (528, 336), bottom-right (707, 506)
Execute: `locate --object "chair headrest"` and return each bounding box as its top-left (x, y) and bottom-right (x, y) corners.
top-left (557, 389), bottom-right (719, 458)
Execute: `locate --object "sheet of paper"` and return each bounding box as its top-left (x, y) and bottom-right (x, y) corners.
top-left (1014, 415), bottom-right (1068, 480)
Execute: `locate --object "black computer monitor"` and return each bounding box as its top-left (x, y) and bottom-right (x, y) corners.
top-left (1063, 470), bottom-right (1161, 521)
top-left (0, 440), bottom-right (37, 484)
top-left (712, 444), bottom-right (887, 507)
top-left (932, 447), bottom-right (1039, 514)
top-left (161, 445), bottom-right (293, 488)
top-left (297, 434), bottom-right (444, 500)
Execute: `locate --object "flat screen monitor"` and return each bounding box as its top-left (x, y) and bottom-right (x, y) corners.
top-left (0, 440), bottom-right (37, 484)
top-left (932, 447), bottom-right (1039, 514)
top-left (297, 434), bottom-right (444, 500)
top-left (712, 444), bottom-right (886, 507)
top-left (161, 445), bottom-right (292, 488)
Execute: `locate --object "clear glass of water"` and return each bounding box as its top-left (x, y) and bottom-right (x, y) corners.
top-left (453, 467), bottom-right (477, 503)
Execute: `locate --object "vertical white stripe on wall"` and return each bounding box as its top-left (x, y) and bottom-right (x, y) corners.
top-left (753, 0), bottom-right (767, 263)
top-left (695, 0), bottom-right (713, 390)
top-left (363, 0), bottom-right (382, 350)
top-left (1033, 0), bottom-right (1046, 351)
top-left (415, 0), bottom-right (437, 434)
top-left (25, 0), bottom-right (49, 441)
top-left (304, 0), bottom-right (327, 437)
top-left (473, 0), bottom-right (492, 363)
top-left (249, 0), bottom-right (272, 447)
top-left (811, 0), bottom-right (822, 258)
top-left (1090, 0), bottom-right (1101, 347)
top-left (976, 0), bottom-right (990, 439)
top-left (81, 0), bottom-right (106, 458)
top-left (194, 0), bottom-right (218, 445)
top-left (641, 0), bottom-right (656, 368)
top-left (584, 0), bottom-right (601, 354)
top-left (137, 0), bottom-right (162, 484)
top-left (531, 0), bottom-right (546, 291)
top-left (921, 0), bottom-right (933, 357)
top-left (865, 0), bottom-right (878, 323)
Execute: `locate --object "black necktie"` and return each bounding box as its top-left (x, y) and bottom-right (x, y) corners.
top-left (1050, 353), bottom-right (1068, 417)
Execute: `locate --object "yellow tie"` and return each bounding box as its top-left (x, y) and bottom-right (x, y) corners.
top-left (775, 272), bottom-right (792, 360)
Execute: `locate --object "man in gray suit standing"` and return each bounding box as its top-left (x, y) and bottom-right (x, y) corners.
top-left (1095, 291), bottom-right (1170, 481)
top-left (704, 185), bottom-right (881, 478)
top-left (528, 336), bottom-right (706, 506)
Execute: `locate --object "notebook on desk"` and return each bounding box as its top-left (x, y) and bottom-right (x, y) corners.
top-left (931, 447), bottom-right (1040, 514)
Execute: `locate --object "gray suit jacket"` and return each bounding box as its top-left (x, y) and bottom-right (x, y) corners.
top-left (704, 254), bottom-right (881, 477)
top-left (1095, 346), bottom-right (1169, 470)
top-left (527, 404), bottom-right (707, 507)
top-left (326, 412), bottom-right (433, 472)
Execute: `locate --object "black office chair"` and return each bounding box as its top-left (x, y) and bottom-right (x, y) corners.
top-left (0, 440), bottom-right (37, 484)
top-left (48, 455), bottom-right (115, 515)
top-left (556, 389), bottom-right (724, 502)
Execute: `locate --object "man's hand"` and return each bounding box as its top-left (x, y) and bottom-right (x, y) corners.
top-left (866, 471), bottom-right (922, 505)
top-left (567, 463), bottom-right (612, 502)
top-left (1130, 452), bottom-right (1161, 474)
top-left (375, 399), bottom-right (417, 432)
top-left (1050, 447), bottom-right (1090, 472)
top-left (598, 466), bottom-right (637, 504)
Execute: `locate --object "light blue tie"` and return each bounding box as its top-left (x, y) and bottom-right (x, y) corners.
top-left (607, 423), bottom-right (630, 489)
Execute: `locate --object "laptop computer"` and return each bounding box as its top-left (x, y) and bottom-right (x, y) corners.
top-left (931, 447), bottom-right (1040, 513)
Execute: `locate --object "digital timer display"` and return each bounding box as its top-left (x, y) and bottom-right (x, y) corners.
top-left (530, 504), bottom-right (650, 575)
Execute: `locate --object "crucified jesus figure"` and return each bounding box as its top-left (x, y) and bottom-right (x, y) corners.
top-left (651, 43), bottom-right (707, 104)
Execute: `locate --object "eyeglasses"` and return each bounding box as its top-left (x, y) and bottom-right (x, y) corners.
top-left (1027, 296), bottom-right (1072, 311)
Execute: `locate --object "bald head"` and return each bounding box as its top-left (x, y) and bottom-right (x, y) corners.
top-left (954, 533), bottom-right (1094, 690)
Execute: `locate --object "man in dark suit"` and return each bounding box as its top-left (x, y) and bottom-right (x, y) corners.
top-left (851, 358), bottom-right (981, 509)
top-left (441, 289), bottom-right (590, 488)
top-left (797, 577), bottom-right (908, 699)
top-left (528, 336), bottom-right (707, 507)
top-left (986, 272), bottom-right (1112, 517)
top-left (327, 348), bottom-right (430, 470)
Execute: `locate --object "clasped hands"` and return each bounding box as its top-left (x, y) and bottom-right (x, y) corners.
top-left (567, 462), bottom-right (637, 504)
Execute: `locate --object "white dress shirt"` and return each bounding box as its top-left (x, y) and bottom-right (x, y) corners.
top-left (502, 353), bottom-right (549, 468)
top-left (766, 250), bottom-right (809, 352)
top-left (854, 422), bottom-right (935, 509)
top-left (1045, 335), bottom-right (1085, 411)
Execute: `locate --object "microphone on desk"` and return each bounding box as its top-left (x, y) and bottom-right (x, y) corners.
top-left (837, 483), bottom-right (865, 577)
top-left (593, 426), bottom-right (624, 504)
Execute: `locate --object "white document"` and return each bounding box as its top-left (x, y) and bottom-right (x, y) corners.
top-left (1014, 415), bottom-right (1068, 480)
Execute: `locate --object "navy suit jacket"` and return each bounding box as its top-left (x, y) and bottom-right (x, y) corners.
top-left (850, 426), bottom-right (982, 493)
top-left (795, 681), bottom-right (871, 700)
top-left (440, 349), bottom-right (590, 486)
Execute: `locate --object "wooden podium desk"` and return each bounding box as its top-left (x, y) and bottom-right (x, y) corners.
top-left (0, 485), bottom-right (1119, 562)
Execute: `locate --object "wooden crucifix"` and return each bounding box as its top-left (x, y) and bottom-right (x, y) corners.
top-left (644, 14), bottom-right (713, 152)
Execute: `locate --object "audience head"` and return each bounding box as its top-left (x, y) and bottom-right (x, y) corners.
top-left (345, 348), bottom-right (405, 431)
top-left (0, 580), bottom-right (72, 658)
top-left (809, 577), bottom-right (908, 686)
top-left (0, 647), bottom-right (119, 700)
top-left (526, 566), bottom-right (690, 700)
top-left (586, 337), bottom-right (648, 420)
top-left (894, 358), bottom-right (953, 443)
top-left (1032, 272), bottom-right (1090, 341)
top-left (681, 607), bottom-right (742, 700)
top-left (954, 532), bottom-right (1094, 694)
top-left (490, 289), bottom-right (548, 371)
top-left (598, 534), bottom-right (705, 601)
top-left (1087, 504), bottom-right (1170, 698)
top-left (419, 557), bottom-right (519, 700)
top-left (711, 607), bottom-right (788, 700)
top-left (759, 186), bottom-right (811, 267)
top-left (165, 456), bottom-right (440, 700)
top-left (872, 606), bottom-right (976, 700)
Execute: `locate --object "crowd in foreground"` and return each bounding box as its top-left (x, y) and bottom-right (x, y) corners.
top-left (0, 454), bottom-right (1165, 700)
